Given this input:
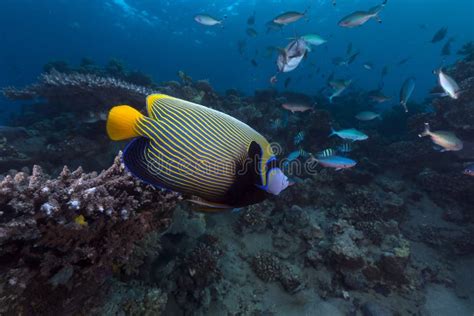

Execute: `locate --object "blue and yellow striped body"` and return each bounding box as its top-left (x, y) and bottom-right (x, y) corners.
top-left (109, 94), bottom-right (275, 208)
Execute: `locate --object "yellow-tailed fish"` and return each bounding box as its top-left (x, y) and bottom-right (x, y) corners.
top-left (106, 94), bottom-right (289, 211)
top-left (418, 123), bottom-right (463, 152)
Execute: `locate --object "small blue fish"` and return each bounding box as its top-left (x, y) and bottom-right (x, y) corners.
top-left (294, 131), bottom-right (305, 145)
top-left (283, 149), bottom-right (308, 167)
top-left (310, 148), bottom-right (356, 171)
top-left (287, 150), bottom-right (301, 161)
top-left (330, 127), bottom-right (368, 141)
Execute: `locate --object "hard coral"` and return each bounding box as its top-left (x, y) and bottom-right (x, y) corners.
top-left (97, 280), bottom-right (167, 316)
top-left (250, 251), bottom-right (282, 282)
top-left (0, 153), bottom-right (179, 315)
top-left (417, 168), bottom-right (474, 207)
top-left (236, 203), bottom-right (269, 233)
top-left (2, 70), bottom-right (157, 109)
top-left (172, 240), bottom-right (222, 313)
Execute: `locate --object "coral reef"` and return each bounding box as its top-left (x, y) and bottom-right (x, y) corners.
top-left (0, 137), bottom-right (30, 170)
top-left (0, 153), bottom-right (179, 315)
top-left (171, 240), bottom-right (223, 314)
top-left (250, 251), bottom-right (282, 282)
top-left (1, 51), bottom-right (474, 314)
top-left (408, 57), bottom-right (474, 137)
top-left (96, 281), bottom-right (167, 316)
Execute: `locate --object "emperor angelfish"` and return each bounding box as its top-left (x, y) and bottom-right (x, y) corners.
top-left (106, 94), bottom-right (289, 211)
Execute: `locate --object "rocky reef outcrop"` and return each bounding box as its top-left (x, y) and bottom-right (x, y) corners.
top-left (0, 153), bottom-right (179, 315)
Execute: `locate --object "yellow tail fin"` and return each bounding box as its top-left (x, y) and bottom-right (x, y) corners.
top-left (106, 105), bottom-right (144, 140)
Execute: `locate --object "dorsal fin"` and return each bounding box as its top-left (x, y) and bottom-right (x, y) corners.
top-left (146, 94), bottom-right (171, 120)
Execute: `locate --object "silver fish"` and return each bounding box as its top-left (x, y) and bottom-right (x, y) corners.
top-left (338, 0), bottom-right (388, 28)
top-left (438, 69), bottom-right (461, 99)
top-left (363, 62), bottom-right (373, 70)
top-left (273, 9), bottom-right (308, 25)
top-left (328, 79), bottom-right (352, 103)
top-left (355, 111), bottom-right (381, 121)
top-left (400, 77), bottom-right (416, 112)
top-left (194, 14), bottom-right (225, 26)
top-left (369, 90), bottom-right (392, 103)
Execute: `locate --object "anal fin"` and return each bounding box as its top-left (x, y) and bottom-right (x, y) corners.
top-left (187, 198), bottom-right (234, 213)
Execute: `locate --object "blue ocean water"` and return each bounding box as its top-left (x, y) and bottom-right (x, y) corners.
top-left (0, 0), bottom-right (472, 107)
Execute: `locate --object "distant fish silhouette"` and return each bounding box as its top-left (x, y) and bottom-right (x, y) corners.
top-left (430, 26), bottom-right (448, 43)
